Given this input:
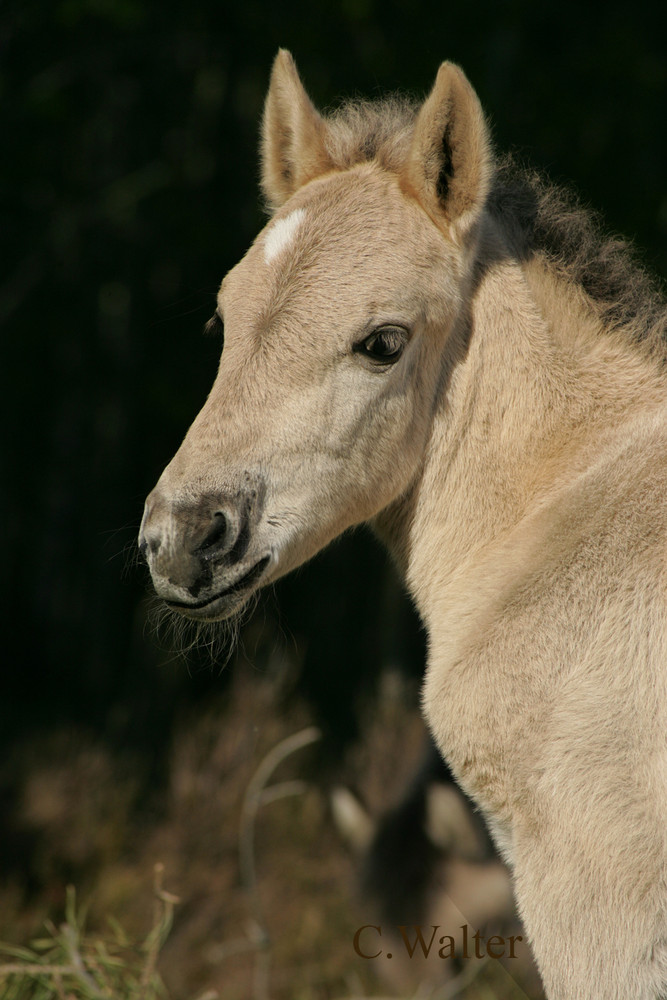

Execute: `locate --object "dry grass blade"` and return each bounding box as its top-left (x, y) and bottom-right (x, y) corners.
top-left (0, 871), bottom-right (184, 1000)
top-left (238, 726), bottom-right (320, 933)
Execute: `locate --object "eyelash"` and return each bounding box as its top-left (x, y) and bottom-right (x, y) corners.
top-left (204, 314), bottom-right (224, 339)
top-left (355, 325), bottom-right (409, 365)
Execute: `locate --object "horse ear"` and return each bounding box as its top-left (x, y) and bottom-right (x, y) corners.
top-left (403, 62), bottom-right (491, 240)
top-left (261, 50), bottom-right (333, 211)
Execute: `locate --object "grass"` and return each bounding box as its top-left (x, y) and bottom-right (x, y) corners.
top-left (0, 870), bottom-right (188, 1000)
top-left (0, 874), bottom-right (533, 1000)
top-left (0, 668), bottom-right (540, 1000)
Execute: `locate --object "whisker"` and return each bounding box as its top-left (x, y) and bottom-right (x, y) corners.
top-left (142, 590), bottom-right (257, 672)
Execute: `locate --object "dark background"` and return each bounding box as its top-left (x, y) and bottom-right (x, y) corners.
top-left (2, 0), bottom-right (665, 785)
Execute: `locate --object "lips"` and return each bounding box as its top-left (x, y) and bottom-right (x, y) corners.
top-left (165, 555), bottom-right (271, 619)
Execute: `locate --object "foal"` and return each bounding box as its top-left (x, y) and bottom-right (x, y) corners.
top-left (140, 51), bottom-right (667, 999)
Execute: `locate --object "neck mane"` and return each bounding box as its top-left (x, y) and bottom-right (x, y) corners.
top-left (373, 167), bottom-right (667, 614)
top-left (327, 98), bottom-right (667, 604)
top-left (486, 158), bottom-right (666, 363)
top-left (320, 97), bottom-right (666, 361)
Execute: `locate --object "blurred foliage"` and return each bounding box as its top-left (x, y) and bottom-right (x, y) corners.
top-left (0, 875), bottom-right (180, 1000)
top-left (0, 672), bottom-right (537, 998)
top-left (1, 0), bottom-right (665, 818)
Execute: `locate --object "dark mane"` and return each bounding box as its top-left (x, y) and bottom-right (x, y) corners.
top-left (322, 97), bottom-right (666, 359)
top-left (488, 158), bottom-right (667, 359)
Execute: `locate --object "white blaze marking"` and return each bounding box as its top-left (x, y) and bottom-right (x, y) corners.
top-left (264, 208), bottom-right (307, 263)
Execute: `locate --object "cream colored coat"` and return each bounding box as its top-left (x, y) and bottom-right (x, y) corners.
top-left (141, 52), bottom-right (667, 999)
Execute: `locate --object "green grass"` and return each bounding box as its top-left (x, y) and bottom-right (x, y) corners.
top-left (0, 870), bottom-right (204, 1000)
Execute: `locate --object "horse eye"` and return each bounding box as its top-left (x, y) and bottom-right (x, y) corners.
top-left (204, 313), bottom-right (224, 341)
top-left (358, 326), bottom-right (408, 364)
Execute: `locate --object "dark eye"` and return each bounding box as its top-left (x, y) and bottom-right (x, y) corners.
top-left (357, 325), bottom-right (408, 365)
top-left (204, 313), bottom-right (224, 341)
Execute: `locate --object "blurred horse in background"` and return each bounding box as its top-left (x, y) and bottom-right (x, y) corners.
top-left (140, 51), bottom-right (667, 999)
top-left (332, 735), bottom-right (542, 994)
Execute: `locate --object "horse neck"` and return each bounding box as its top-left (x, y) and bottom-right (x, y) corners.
top-left (377, 247), bottom-right (663, 625)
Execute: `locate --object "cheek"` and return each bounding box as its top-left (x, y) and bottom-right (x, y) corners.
top-left (323, 363), bottom-right (433, 494)
top-left (254, 348), bottom-right (435, 502)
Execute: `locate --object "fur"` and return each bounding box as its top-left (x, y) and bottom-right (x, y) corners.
top-left (141, 52), bottom-right (667, 999)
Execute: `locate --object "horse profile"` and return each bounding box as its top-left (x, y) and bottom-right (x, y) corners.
top-left (140, 51), bottom-right (667, 999)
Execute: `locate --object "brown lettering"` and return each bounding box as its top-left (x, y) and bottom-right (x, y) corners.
top-left (438, 935), bottom-right (456, 959)
top-left (508, 934), bottom-right (524, 958)
top-left (353, 925), bottom-right (382, 959)
top-left (398, 925), bottom-right (439, 958)
top-left (472, 929), bottom-right (485, 958)
top-left (486, 934), bottom-right (505, 959)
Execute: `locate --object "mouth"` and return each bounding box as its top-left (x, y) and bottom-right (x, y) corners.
top-left (165, 555), bottom-right (271, 620)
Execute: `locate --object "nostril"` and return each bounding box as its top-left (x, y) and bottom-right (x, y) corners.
top-left (138, 539), bottom-right (148, 563)
top-left (197, 512), bottom-right (228, 556)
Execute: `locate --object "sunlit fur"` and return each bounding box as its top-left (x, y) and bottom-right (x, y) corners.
top-left (142, 51), bottom-right (667, 999)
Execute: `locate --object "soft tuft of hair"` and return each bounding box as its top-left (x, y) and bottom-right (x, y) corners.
top-left (488, 156), bottom-right (667, 359)
top-left (320, 95), bottom-right (419, 175)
